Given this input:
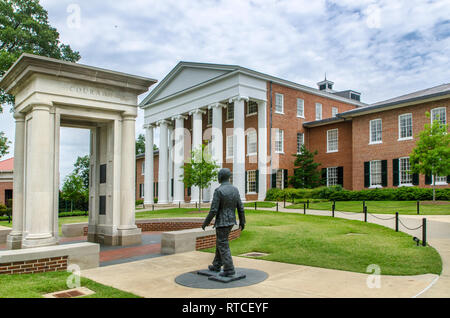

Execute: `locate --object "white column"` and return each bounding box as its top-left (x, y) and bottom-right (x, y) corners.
top-left (189, 109), bottom-right (205, 203)
top-left (144, 124), bottom-right (154, 205)
top-left (231, 96), bottom-right (248, 201)
top-left (22, 105), bottom-right (57, 248)
top-left (168, 124), bottom-right (174, 202)
top-left (157, 120), bottom-right (169, 204)
top-left (258, 101), bottom-right (268, 201)
top-left (209, 103), bottom-right (225, 200)
top-left (172, 115), bottom-right (187, 203)
top-left (7, 113), bottom-right (25, 249)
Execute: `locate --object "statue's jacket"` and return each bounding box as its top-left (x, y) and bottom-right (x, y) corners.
top-left (203, 181), bottom-right (245, 228)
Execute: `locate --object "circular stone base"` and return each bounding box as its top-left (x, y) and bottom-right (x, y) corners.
top-left (175, 268), bottom-right (268, 289)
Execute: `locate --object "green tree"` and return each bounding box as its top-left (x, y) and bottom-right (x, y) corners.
top-left (73, 155), bottom-right (90, 188)
top-left (0, 0), bottom-right (81, 107)
top-left (289, 144), bottom-right (322, 188)
top-left (182, 143), bottom-right (219, 211)
top-left (61, 174), bottom-right (88, 212)
top-left (136, 133), bottom-right (145, 155)
top-left (410, 113), bottom-right (450, 201)
top-left (0, 131), bottom-right (10, 158)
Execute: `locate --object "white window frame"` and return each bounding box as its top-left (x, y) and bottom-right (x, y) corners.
top-left (332, 107), bottom-right (338, 118)
top-left (398, 113), bottom-right (413, 140)
top-left (247, 101), bottom-right (258, 116)
top-left (247, 170), bottom-right (257, 194)
top-left (141, 161), bottom-right (145, 175)
top-left (369, 160), bottom-right (383, 188)
top-left (297, 98), bottom-right (304, 118)
top-left (369, 118), bottom-right (382, 144)
top-left (327, 129), bottom-right (338, 153)
top-left (207, 108), bottom-right (213, 126)
top-left (399, 157), bottom-right (413, 186)
top-left (275, 93), bottom-right (284, 114)
top-left (327, 167), bottom-right (338, 187)
top-left (433, 175), bottom-right (448, 185)
top-left (431, 107), bottom-right (447, 126)
top-left (226, 103), bottom-right (234, 121)
top-left (247, 130), bottom-right (257, 156)
top-left (139, 183), bottom-right (144, 198)
top-left (226, 135), bottom-right (234, 159)
top-left (275, 129), bottom-right (284, 153)
top-left (297, 132), bottom-right (304, 154)
top-left (315, 103), bottom-right (322, 120)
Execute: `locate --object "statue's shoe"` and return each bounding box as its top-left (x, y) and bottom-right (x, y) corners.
top-left (208, 265), bottom-right (221, 272)
top-left (219, 270), bottom-right (236, 277)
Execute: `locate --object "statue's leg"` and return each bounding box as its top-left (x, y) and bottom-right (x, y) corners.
top-left (211, 238), bottom-right (223, 270)
top-left (217, 226), bottom-right (235, 274)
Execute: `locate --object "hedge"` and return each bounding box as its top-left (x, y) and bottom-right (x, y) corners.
top-left (265, 186), bottom-right (450, 201)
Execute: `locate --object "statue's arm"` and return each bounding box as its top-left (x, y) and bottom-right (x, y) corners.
top-left (236, 192), bottom-right (245, 229)
top-left (202, 189), bottom-right (220, 229)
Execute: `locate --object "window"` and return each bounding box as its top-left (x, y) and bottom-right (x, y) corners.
top-left (275, 93), bottom-right (284, 114)
top-left (275, 129), bottom-right (284, 153)
top-left (141, 161), bottom-right (145, 175)
top-left (399, 157), bottom-right (412, 185)
top-left (139, 184), bottom-right (144, 198)
top-left (247, 130), bottom-right (257, 155)
top-left (370, 119), bottom-right (382, 144)
top-left (315, 103), bottom-right (322, 120)
top-left (332, 107), bottom-right (338, 118)
top-left (247, 170), bottom-right (257, 193)
top-left (297, 133), bottom-right (304, 153)
top-left (327, 129), bottom-right (338, 153)
top-left (431, 107), bottom-right (446, 126)
top-left (100, 164), bottom-right (107, 183)
top-left (207, 109), bottom-right (213, 126)
top-left (276, 169), bottom-right (284, 189)
top-left (434, 175), bottom-right (448, 185)
top-left (327, 167), bottom-right (338, 186)
top-left (226, 135), bottom-right (233, 158)
top-left (399, 113), bottom-right (413, 140)
top-left (247, 101), bottom-right (258, 115)
top-left (226, 103), bottom-right (234, 121)
top-left (297, 99), bottom-right (304, 118)
top-left (370, 160), bottom-right (382, 187)
top-left (99, 196), bottom-right (106, 215)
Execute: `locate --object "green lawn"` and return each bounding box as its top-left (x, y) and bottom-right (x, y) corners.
top-left (0, 271), bottom-right (140, 298)
top-left (244, 201), bottom-right (277, 208)
top-left (287, 200), bottom-right (450, 215)
top-left (204, 210), bottom-right (442, 276)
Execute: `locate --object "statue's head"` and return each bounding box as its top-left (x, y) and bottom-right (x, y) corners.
top-left (218, 168), bottom-right (232, 184)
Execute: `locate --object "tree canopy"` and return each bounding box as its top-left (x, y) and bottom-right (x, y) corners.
top-left (289, 144), bottom-right (323, 188)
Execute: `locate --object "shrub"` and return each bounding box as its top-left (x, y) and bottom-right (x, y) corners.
top-left (136, 199), bottom-right (144, 206)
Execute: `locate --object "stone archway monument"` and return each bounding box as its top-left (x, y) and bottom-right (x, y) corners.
top-left (0, 54), bottom-right (157, 249)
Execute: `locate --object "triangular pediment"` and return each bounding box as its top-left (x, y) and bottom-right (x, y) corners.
top-left (141, 62), bottom-right (238, 105)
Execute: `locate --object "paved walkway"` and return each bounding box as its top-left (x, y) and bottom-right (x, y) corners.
top-left (80, 204), bottom-right (450, 298)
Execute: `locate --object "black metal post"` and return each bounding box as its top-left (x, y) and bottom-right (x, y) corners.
top-left (417, 201), bottom-right (420, 215)
top-left (292, 197), bottom-right (295, 205)
top-left (179, 202), bottom-right (181, 209)
top-left (422, 218), bottom-right (427, 247)
top-left (284, 195), bottom-right (286, 208)
top-left (332, 203), bottom-right (335, 217)
top-left (276, 202), bottom-right (279, 212)
top-left (395, 212), bottom-right (399, 232)
top-left (364, 206), bottom-right (367, 222)
top-left (255, 202), bottom-right (257, 210)
top-left (303, 203), bottom-right (306, 214)
top-left (307, 199), bottom-right (310, 209)
top-left (363, 200), bottom-right (365, 212)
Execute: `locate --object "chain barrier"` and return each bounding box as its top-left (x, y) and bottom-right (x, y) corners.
top-left (398, 218), bottom-right (424, 231)
top-left (367, 212), bottom-right (396, 221)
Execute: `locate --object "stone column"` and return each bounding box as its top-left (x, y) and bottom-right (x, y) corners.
top-left (189, 109), bottom-right (205, 203)
top-left (168, 124), bottom-right (174, 202)
top-left (22, 105), bottom-right (57, 248)
top-left (144, 124), bottom-right (154, 205)
top-left (157, 120), bottom-right (169, 204)
top-left (231, 96), bottom-right (248, 201)
top-left (258, 101), bottom-right (268, 201)
top-left (6, 113), bottom-right (25, 249)
top-left (118, 114), bottom-right (141, 245)
top-left (209, 103), bottom-right (225, 200)
top-left (172, 115), bottom-right (187, 204)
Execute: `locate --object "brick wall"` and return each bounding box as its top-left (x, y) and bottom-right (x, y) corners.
top-left (306, 121), bottom-right (353, 189)
top-left (0, 256), bottom-right (68, 275)
top-left (195, 228), bottom-right (241, 250)
top-left (136, 154), bottom-right (159, 201)
top-left (0, 181), bottom-right (13, 205)
top-left (352, 99), bottom-right (450, 190)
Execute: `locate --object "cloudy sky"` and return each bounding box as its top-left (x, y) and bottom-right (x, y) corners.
top-left (0, 0), bottom-right (449, 183)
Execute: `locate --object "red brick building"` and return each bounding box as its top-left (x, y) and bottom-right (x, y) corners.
top-left (0, 158), bottom-right (14, 206)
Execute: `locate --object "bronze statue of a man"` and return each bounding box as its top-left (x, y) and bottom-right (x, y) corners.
top-left (202, 168), bottom-right (245, 277)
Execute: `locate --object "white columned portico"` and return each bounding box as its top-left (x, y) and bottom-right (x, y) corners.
top-left (209, 103), bottom-right (225, 200)
top-left (189, 108), bottom-right (205, 203)
top-left (6, 113), bottom-right (25, 249)
top-left (157, 120), bottom-right (169, 204)
top-left (168, 124), bottom-right (174, 202)
top-left (172, 115), bottom-right (187, 203)
top-left (231, 96), bottom-right (248, 201)
top-left (258, 101), bottom-right (268, 200)
top-left (144, 124), bottom-right (154, 205)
